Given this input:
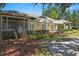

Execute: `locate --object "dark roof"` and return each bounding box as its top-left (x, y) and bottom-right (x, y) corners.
top-left (1, 10), bottom-right (38, 19)
top-left (39, 16), bottom-right (47, 19)
top-left (1, 10), bottom-right (28, 17)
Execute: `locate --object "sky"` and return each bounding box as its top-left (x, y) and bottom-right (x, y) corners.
top-left (3, 3), bottom-right (43, 16)
top-left (3, 3), bottom-right (79, 16)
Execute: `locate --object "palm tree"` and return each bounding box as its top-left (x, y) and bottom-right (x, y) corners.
top-left (0, 3), bottom-right (6, 44)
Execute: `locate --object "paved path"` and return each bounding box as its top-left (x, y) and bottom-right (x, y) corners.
top-left (48, 39), bottom-right (79, 56)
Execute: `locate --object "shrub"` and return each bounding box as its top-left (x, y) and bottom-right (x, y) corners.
top-left (2, 31), bottom-right (16, 40)
top-left (26, 31), bottom-right (69, 42)
top-left (26, 33), bottom-right (56, 41)
top-left (27, 34), bottom-right (45, 40)
top-left (36, 30), bottom-right (49, 34)
top-left (26, 30), bottom-right (49, 35)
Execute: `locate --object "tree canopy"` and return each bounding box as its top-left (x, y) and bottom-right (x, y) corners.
top-left (34, 3), bottom-right (79, 28)
top-left (41, 3), bottom-right (73, 19)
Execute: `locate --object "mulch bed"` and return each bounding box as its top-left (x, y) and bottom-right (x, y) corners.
top-left (0, 39), bottom-right (40, 56)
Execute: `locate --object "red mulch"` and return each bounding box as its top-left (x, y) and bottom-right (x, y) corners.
top-left (0, 39), bottom-right (40, 56)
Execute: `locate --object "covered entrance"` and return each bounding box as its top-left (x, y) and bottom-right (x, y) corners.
top-left (53, 20), bottom-right (72, 32)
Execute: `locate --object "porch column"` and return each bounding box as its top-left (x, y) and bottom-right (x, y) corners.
top-left (0, 16), bottom-right (2, 41)
top-left (27, 18), bottom-right (29, 31)
top-left (23, 18), bottom-right (25, 36)
top-left (55, 24), bottom-right (58, 31)
top-left (64, 24), bottom-right (66, 29)
top-left (6, 16), bottom-right (8, 30)
top-left (65, 24), bottom-right (69, 29)
top-left (69, 23), bottom-right (72, 29)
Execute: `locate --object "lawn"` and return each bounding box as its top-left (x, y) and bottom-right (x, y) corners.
top-left (0, 29), bottom-right (79, 56)
top-left (64, 29), bottom-right (79, 38)
top-left (0, 31), bottom-right (66, 56)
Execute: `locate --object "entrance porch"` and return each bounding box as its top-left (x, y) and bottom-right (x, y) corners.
top-left (53, 23), bottom-right (72, 32)
top-left (1, 15), bottom-right (28, 39)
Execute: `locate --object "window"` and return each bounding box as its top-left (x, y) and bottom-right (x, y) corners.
top-left (29, 22), bottom-right (34, 31)
top-left (41, 23), bottom-right (46, 30)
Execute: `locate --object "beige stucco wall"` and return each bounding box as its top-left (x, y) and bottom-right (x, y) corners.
top-left (46, 23), bottom-right (52, 31)
top-left (27, 19), bottom-right (71, 32)
top-left (34, 20), bottom-right (42, 31)
top-left (33, 20), bottom-right (54, 32)
top-left (27, 19), bottom-right (42, 31)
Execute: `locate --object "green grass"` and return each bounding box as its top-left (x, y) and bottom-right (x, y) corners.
top-left (26, 33), bottom-right (55, 41)
top-left (26, 29), bottom-right (79, 42)
top-left (64, 29), bottom-right (79, 38)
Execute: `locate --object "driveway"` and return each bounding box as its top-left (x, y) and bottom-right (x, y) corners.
top-left (48, 38), bottom-right (79, 56)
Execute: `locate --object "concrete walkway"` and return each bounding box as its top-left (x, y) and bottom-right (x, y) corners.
top-left (48, 39), bottom-right (79, 56)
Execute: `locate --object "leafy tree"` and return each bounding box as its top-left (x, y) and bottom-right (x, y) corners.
top-left (42, 3), bottom-right (73, 19)
top-left (71, 10), bottom-right (79, 29)
top-left (34, 3), bottom-right (79, 29)
top-left (42, 7), bottom-right (59, 19)
top-left (65, 9), bottom-right (79, 29)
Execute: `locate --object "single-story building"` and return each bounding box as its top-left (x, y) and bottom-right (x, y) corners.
top-left (0, 10), bottom-right (72, 39)
top-left (38, 16), bottom-right (72, 32)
